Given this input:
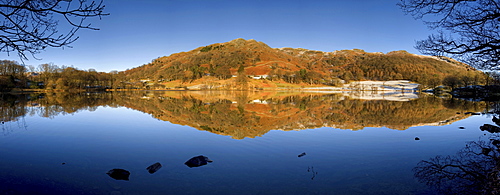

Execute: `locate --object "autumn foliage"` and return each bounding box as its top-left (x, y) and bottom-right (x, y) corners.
top-left (1, 91), bottom-right (483, 139)
top-left (124, 38), bottom-right (486, 89)
top-left (0, 39), bottom-right (490, 91)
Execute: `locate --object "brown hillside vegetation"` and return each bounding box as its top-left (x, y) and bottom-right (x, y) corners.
top-left (2, 39), bottom-right (488, 91)
top-left (123, 38), bottom-right (485, 89)
top-left (0, 92), bottom-right (485, 139)
top-left (111, 92), bottom-right (485, 139)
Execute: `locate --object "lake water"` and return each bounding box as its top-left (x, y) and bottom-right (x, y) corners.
top-left (0, 91), bottom-right (498, 194)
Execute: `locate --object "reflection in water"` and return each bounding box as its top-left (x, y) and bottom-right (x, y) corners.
top-left (0, 91), bottom-right (489, 138)
top-left (0, 94), bottom-right (28, 135)
top-left (1, 117), bottom-right (27, 136)
top-left (481, 124), bottom-right (500, 133)
top-left (0, 91), bottom-right (496, 194)
top-left (307, 166), bottom-right (318, 180)
top-left (414, 116), bottom-right (500, 194)
top-left (494, 116), bottom-right (500, 126)
top-left (185, 155), bottom-right (213, 168)
top-left (106, 169), bottom-right (130, 181)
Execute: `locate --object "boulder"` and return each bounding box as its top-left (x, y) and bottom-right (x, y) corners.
top-left (146, 162), bottom-right (162, 174)
top-left (185, 155), bottom-right (213, 168)
top-left (107, 169), bottom-right (130, 181)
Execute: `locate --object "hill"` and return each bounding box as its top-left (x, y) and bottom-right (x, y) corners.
top-left (122, 38), bottom-right (485, 89)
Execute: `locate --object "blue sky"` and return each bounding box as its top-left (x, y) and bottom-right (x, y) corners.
top-left (0, 0), bottom-right (431, 72)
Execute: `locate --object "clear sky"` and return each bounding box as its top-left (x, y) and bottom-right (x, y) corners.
top-left (0, 0), bottom-right (431, 72)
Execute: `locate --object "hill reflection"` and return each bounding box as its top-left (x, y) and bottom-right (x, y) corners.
top-left (0, 91), bottom-right (487, 139)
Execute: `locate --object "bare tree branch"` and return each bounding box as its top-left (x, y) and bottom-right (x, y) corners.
top-left (399, 0), bottom-right (500, 70)
top-left (413, 133), bottom-right (500, 194)
top-left (0, 0), bottom-right (108, 61)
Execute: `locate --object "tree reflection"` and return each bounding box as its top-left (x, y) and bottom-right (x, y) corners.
top-left (414, 137), bottom-right (500, 194)
top-left (0, 93), bottom-right (28, 122)
top-left (0, 94), bottom-right (29, 135)
top-left (113, 92), bottom-right (486, 138)
top-left (414, 111), bottom-right (500, 194)
top-left (0, 91), bottom-right (490, 138)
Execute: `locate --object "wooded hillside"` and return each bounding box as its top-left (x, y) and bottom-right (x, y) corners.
top-left (0, 39), bottom-right (491, 91)
top-left (123, 38), bottom-right (486, 89)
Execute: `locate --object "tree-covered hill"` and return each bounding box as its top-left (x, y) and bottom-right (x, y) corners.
top-left (123, 38), bottom-right (486, 88)
top-left (0, 39), bottom-right (489, 91)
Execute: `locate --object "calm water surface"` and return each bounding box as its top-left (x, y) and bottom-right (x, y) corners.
top-left (0, 91), bottom-right (497, 194)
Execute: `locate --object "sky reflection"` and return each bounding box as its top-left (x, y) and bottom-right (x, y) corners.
top-left (0, 93), bottom-right (496, 194)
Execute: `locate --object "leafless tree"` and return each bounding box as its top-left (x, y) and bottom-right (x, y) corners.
top-left (414, 131), bottom-right (500, 194)
top-left (399, 0), bottom-right (500, 70)
top-left (0, 0), bottom-right (107, 60)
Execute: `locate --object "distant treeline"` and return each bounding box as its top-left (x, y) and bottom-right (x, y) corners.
top-left (1, 40), bottom-right (500, 91)
top-left (0, 60), bottom-right (127, 91)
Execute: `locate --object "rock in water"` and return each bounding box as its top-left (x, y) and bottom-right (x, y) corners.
top-left (298, 152), bottom-right (306, 158)
top-left (185, 155), bottom-right (213, 168)
top-left (146, 162), bottom-right (162, 174)
top-left (107, 169), bottom-right (130, 181)
top-left (480, 124), bottom-right (500, 133)
top-left (493, 116), bottom-right (500, 126)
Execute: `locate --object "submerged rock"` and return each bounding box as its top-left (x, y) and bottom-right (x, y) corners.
top-left (493, 116), bottom-right (500, 126)
top-left (480, 124), bottom-right (500, 133)
top-left (482, 148), bottom-right (492, 155)
top-left (185, 155), bottom-right (213, 168)
top-left (146, 162), bottom-right (162, 174)
top-left (107, 169), bottom-right (130, 181)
